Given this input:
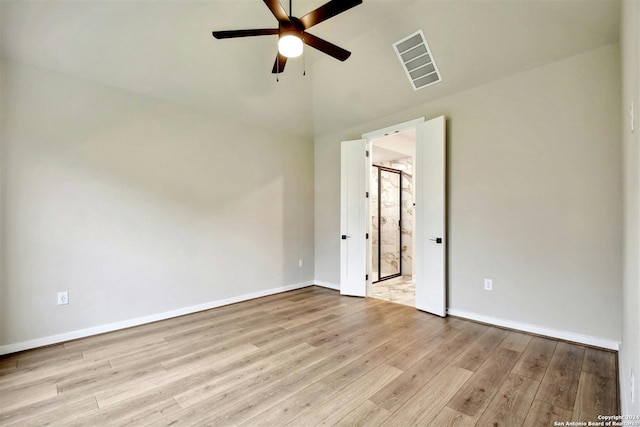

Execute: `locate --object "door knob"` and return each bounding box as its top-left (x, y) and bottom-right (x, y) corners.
top-left (341, 235), bottom-right (351, 240)
top-left (429, 237), bottom-right (443, 244)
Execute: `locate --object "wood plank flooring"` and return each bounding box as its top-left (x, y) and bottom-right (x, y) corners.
top-left (0, 286), bottom-right (618, 426)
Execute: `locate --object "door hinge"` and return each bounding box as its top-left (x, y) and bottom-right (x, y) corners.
top-left (366, 150), bottom-right (369, 157)
top-left (366, 274), bottom-right (369, 280)
top-left (366, 233), bottom-right (369, 239)
top-left (366, 191), bottom-right (369, 198)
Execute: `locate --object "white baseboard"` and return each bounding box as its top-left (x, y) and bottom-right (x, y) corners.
top-left (6, 283), bottom-right (615, 355)
top-left (447, 308), bottom-right (620, 351)
top-left (313, 280), bottom-right (340, 291)
top-left (0, 281), bottom-right (314, 356)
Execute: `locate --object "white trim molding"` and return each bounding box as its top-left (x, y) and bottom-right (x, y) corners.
top-left (0, 281), bottom-right (314, 356)
top-left (313, 280), bottom-right (340, 291)
top-left (447, 308), bottom-right (620, 351)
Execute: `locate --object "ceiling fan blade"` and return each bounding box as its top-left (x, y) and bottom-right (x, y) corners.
top-left (299, 0), bottom-right (362, 29)
top-left (212, 29), bottom-right (279, 39)
top-left (303, 32), bottom-right (351, 61)
top-left (271, 53), bottom-right (288, 74)
top-left (263, 0), bottom-right (290, 22)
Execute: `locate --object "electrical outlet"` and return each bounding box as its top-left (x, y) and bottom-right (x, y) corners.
top-left (484, 279), bottom-right (493, 291)
top-left (57, 291), bottom-right (69, 305)
top-left (298, 259), bottom-right (304, 268)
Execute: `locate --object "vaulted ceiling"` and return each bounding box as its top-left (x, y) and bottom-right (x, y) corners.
top-left (0, 0), bottom-right (620, 139)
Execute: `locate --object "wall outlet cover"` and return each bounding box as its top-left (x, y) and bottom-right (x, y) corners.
top-left (57, 291), bottom-right (69, 305)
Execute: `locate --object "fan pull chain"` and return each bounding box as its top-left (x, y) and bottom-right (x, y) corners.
top-left (303, 48), bottom-right (306, 76)
top-left (276, 54), bottom-right (280, 82)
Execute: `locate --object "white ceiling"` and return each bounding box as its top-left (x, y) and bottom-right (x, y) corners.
top-left (0, 0), bottom-right (620, 140)
top-left (372, 129), bottom-right (415, 163)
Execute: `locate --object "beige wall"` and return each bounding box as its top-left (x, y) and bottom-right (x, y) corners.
top-left (315, 44), bottom-right (622, 343)
top-left (620, 0), bottom-right (640, 416)
top-left (0, 59), bottom-right (314, 349)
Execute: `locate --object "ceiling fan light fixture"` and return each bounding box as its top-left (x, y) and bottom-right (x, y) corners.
top-left (278, 34), bottom-right (303, 58)
top-left (212, 0), bottom-right (363, 73)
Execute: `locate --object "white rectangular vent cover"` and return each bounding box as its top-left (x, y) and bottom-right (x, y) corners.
top-left (393, 30), bottom-right (441, 90)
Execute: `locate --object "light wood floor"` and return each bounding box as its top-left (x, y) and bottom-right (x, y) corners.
top-left (0, 286), bottom-right (618, 426)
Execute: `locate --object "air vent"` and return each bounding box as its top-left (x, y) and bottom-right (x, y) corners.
top-left (393, 30), bottom-right (441, 91)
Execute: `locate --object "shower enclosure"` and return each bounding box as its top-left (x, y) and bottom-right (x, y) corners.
top-left (371, 165), bottom-right (402, 282)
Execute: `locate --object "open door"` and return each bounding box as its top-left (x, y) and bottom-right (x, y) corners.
top-left (340, 139), bottom-right (368, 297)
top-left (340, 116), bottom-right (446, 315)
top-left (415, 116), bottom-right (447, 316)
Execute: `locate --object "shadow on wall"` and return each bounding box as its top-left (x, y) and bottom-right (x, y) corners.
top-left (0, 60), bottom-right (314, 346)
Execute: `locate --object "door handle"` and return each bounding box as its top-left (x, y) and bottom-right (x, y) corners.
top-left (341, 235), bottom-right (351, 240)
top-left (429, 237), bottom-right (443, 244)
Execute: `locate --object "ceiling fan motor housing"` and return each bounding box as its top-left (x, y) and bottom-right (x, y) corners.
top-left (281, 17), bottom-right (303, 33)
top-left (279, 18), bottom-right (304, 39)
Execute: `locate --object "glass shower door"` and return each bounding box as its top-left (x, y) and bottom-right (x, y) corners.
top-left (373, 165), bottom-right (402, 282)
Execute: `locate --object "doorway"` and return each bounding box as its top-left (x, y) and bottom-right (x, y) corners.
top-left (369, 131), bottom-right (416, 307)
top-left (340, 115), bottom-right (446, 317)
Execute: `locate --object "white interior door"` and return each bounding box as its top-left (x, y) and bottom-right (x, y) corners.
top-left (340, 139), bottom-right (368, 296)
top-left (415, 115), bottom-right (447, 316)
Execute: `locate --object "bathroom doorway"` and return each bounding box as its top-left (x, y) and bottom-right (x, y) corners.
top-left (369, 130), bottom-right (416, 307)
top-left (341, 115), bottom-right (446, 316)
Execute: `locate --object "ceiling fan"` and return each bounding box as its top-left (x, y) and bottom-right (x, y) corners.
top-left (212, 0), bottom-right (363, 74)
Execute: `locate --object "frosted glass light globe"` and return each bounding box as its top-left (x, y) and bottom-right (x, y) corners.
top-left (278, 35), bottom-right (303, 58)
